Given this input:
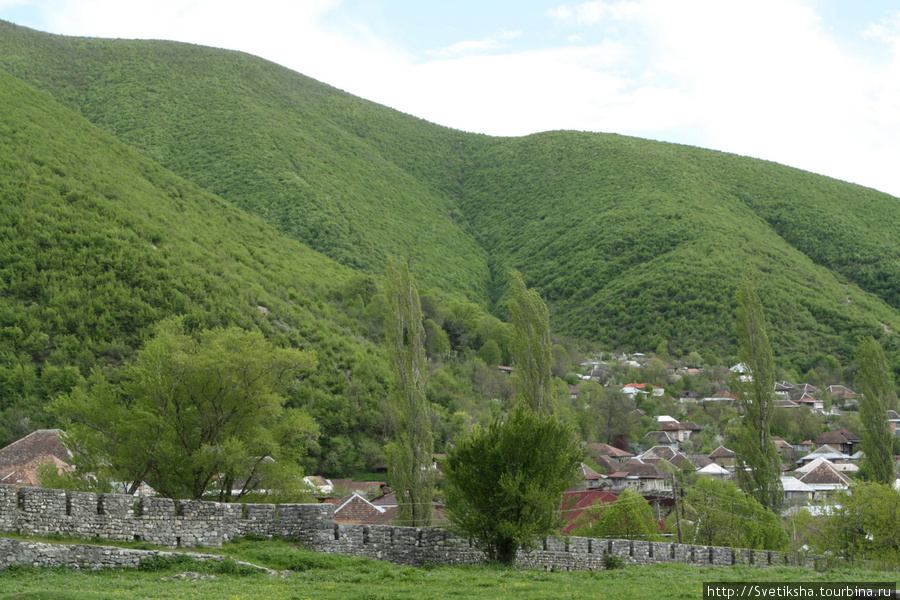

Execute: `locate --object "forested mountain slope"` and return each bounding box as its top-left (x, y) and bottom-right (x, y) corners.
top-left (460, 133), bottom-right (900, 364)
top-left (3, 20), bottom-right (900, 370)
top-left (0, 69), bottom-right (394, 458)
top-left (0, 20), bottom-right (490, 301)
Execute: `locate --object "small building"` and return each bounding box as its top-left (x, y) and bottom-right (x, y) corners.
top-left (781, 476), bottom-right (815, 506)
top-left (571, 462), bottom-right (606, 491)
top-left (621, 383), bottom-right (664, 397)
top-left (826, 385), bottom-right (858, 400)
top-left (703, 390), bottom-right (738, 403)
top-left (332, 493), bottom-right (385, 524)
top-left (0, 429), bottom-right (74, 488)
top-left (708, 445), bottom-right (736, 471)
top-left (796, 459), bottom-right (851, 497)
top-left (696, 462), bottom-right (731, 479)
top-left (888, 410), bottom-right (900, 437)
top-left (584, 443), bottom-right (634, 464)
top-left (643, 431), bottom-right (679, 449)
top-left (658, 419), bottom-right (703, 442)
top-left (790, 392), bottom-right (823, 411)
top-left (813, 429), bottom-right (860, 455)
top-left (559, 490), bottom-right (618, 535)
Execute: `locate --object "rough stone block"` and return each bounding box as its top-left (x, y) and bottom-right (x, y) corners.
top-left (97, 494), bottom-right (133, 518)
top-left (66, 492), bottom-right (98, 517)
top-left (138, 497), bottom-right (175, 518)
top-left (19, 487), bottom-right (67, 515)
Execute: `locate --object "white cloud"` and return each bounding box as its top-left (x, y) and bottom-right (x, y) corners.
top-left (8, 0), bottom-right (900, 195)
top-left (429, 30), bottom-right (522, 58)
top-left (539, 0), bottom-right (900, 194)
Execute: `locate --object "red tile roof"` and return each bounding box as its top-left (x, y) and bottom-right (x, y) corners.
top-left (560, 490), bottom-right (618, 534)
top-left (0, 430), bottom-right (72, 466)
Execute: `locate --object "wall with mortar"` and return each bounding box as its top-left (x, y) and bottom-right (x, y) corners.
top-left (0, 484), bottom-right (802, 571)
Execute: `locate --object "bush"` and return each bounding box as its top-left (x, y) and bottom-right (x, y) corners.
top-left (603, 551), bottom-right (625, 570)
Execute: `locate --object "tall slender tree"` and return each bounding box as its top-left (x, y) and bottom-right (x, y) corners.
top-left (732, 281), bottom-right (783, 511)
top-left (383, 259), bottom-right (434, 526)
top-left (854, 336), bottom-right (896, 484)
top-left (509, 271), bottom-right (553, 413)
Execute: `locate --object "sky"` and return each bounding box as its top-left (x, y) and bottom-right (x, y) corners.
top-left (3, 0), bottom-right (900, 197)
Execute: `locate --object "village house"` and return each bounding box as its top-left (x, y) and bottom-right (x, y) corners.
top-left (603, 459), bottom-right (673, 496)
top-left (812, 429), bottom-right (860, 455)
top-left (657, 418), bottom-right (703, 443)
top-left (570, 462), bottom-right (606, 491)
top-left (559, 490), bottom-right (618, 534)
top-left (780, 476), bottom-right (815, 506)
top-left (826, 385), bottom-right (858, 400)
top-left (329, 492), bottom-right (386, 524)
top-left (774, 381), bottom-right (794, 398)
top-left (584, 443), bottom-right (634, 464)
top-left (703, 389), bottom-right (738, 403)
top-left (790, 392), bottom-right (824, 411)
top-left (643, 431), bottom-right (679, 449)
top-left (708, 445), bottom-right (736, 471)
top-left (888, 410), bottom-right (900, 436)
top-left (0, 429), bottom-right (73, 488)
top-left (795, 459), bottom-right (851, 497)
top-left (696, 462), bottom-right (731, 479)
top-left (621, 383), bottom-right (664, 397)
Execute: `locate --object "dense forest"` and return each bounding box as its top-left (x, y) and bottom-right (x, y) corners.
top-left (2, 20), bottom-right (900, 474)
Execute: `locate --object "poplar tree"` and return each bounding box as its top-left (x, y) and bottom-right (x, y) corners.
top-left (732, 281), bottom-right (783, 511)
top-left (383, 259), bottom-right (434, 526)
top-left (509, 270), bottom-right (553, 413)
top-left (443, 272), bottom-right (580, 563)
top-left (854, 336), bottom-right (896, 485)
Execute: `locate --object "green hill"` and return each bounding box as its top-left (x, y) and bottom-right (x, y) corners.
top-left (0, 20), bottom-right (490, 302)
top-left (0, 68), bottom-right (397, 465)
top-left (460, 132), bottom-right (900, 364)
top-left (3, 19), bottom-right (900, 373)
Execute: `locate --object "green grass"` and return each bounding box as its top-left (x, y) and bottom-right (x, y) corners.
top-left (0, 539), bottom-right (895, 600)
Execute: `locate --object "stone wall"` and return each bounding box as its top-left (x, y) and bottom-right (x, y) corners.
top-left (0, 537), bottom-right (272, 572)
top-left (0, 484), bottom-right (333, 549)
top-left (0, 484), bottom-right (799, 571)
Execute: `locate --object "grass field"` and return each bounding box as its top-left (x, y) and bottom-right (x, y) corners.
top-left (0, 539), bottom-right (895, 600)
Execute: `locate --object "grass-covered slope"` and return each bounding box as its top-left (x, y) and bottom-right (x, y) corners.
top-left (0, 69), bottom-right (391, 451)
top-left (0, 20), bottom-right (490, 303)
top-left (4, 20), bottom-right (900, 368)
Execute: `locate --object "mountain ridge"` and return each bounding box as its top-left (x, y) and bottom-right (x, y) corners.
top-left (3, 19), bottom-right (900, 370)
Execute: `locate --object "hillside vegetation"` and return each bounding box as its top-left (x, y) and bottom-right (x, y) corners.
top-left (3, 20), bottom-right (900, 373)
top-left (0, 69), bottom-right (396, 463)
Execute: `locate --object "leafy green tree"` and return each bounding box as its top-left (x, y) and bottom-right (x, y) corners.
top-left (424, 318), bottom-right (451, 360)
top-left (383, 260), bottom-right (434, 526)
top-left (509, 271), bottom-right (552, 413)
top-left (477, 339), bottom-right (503, 366)
top-left (581, 383), bottom-right (635, 445)
top-left (551, 343), bottom-right (572, 378)
top-left (854, 336), bottom-right (897, 484)
top-left (569, 489), bottom-right (662, 540)
top-left (812, 483), bottom-right (900, 565)
top-left (442, 403), bottom-right (582, 564)
top-left (684, 478), bottom-right (788, 550)
top-left (51, 320), bottom-right (319, 500)
top-left (732, 281), bottom-right (783, 510)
